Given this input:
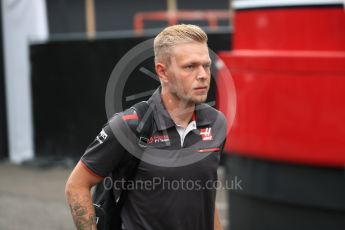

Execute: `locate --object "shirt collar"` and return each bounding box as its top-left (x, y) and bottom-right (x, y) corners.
top-left (147, 87), bottom-right (212, 131)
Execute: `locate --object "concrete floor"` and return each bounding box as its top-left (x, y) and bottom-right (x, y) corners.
top-left (0, 162), bottom-right (229, 230)
top-left (0, 162), bottom-right (73, 230)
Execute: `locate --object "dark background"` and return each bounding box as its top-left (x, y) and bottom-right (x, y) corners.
top-left (46, 0), bottom-right (230, 35)
top-left (0, 0), bottom-right (232, 160)
top-left (30, 32), bottom-right (231, 158)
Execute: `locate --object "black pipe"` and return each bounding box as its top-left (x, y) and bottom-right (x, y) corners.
top-left (0, 0), bottom-right (9, 160)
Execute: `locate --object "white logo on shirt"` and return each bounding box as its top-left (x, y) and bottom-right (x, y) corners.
top-left (96, 129), bottom-right (108, 144)
top-left (200, 127), bottom-right (213, 141)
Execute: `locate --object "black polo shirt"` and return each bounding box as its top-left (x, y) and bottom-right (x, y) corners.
top-left (81, 88), bottom-right (227, 230)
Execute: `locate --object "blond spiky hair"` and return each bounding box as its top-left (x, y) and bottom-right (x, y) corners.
top-left (154, 24), bottom-right (208, 65)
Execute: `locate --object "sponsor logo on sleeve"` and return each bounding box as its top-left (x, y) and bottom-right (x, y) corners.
top-left (96, 129), bottom-right (108, 144)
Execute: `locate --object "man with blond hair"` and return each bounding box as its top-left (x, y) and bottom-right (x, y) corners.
top-left (66, 24), bottom-right (227, 230)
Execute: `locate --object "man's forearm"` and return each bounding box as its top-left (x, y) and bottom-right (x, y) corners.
top-left (66, 188), bottom-right (97, 230)
top-left (214, 208), bottom-right (223, 230)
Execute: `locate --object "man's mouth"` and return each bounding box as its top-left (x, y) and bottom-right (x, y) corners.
top-left (194, 86), bottom-right (208, 91)
top-left (194, 86), bottom-right (207, 90)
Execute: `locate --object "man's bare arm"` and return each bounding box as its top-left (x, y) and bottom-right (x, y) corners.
top-left (65, 161), bottom-right (103, 230)
top-left (214, 207), bottom-right (223, 230)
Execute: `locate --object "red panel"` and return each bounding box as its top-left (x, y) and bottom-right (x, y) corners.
top-left (218, 51), bottom-right (345, 168)
top-left (220, 50), bottom-right (345, 74)
top-left (234, 8), bottom-right (345, 51)
top-left (217, 5), bottom-right (345, 167)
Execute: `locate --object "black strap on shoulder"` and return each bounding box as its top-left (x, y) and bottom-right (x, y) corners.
top-left (93, 101), bottom-right (154, 230)
top-left (114, 101), bottom-right (153, 201)
top-left (131, 101), bottom-right (153, 147)
top-left (130, 101), bottom-right (152, 139)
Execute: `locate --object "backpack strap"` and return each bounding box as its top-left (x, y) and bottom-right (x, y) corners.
top-left (113, 101), bottom-right (153, 204)
top-left (130, 101), bottom-right (153, 147)
top-left (93, 101), bottom-right (154, 230)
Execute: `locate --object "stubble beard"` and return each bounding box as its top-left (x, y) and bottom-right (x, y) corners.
top-left (192, 94), bottom-right (208, 104)
top-left (174, 87), bottom-right (208, 105)
top-left (167, 77), bottom-right (209, 106)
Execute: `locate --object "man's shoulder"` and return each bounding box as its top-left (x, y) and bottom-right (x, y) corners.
top-left (108, 101), bottom-right (151, 131)
top-left (108, 107), bottom-right (137, 121)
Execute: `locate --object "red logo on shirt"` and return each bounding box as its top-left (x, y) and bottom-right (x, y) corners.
top-left (200, 128), bottom-right (213, 141)
top-left (148, 135), bottom-right (170, 144)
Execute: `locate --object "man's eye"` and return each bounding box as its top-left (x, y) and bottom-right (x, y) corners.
top-left (184, 65), bottom-right (194, 70)
top-left (203, 64), bottom-right (211, 69)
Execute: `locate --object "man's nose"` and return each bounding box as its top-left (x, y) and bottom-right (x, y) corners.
top-left (196, 65), bottom-right (209, 80)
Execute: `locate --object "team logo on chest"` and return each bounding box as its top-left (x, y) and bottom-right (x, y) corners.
top-left (200, 127), bottom-right (213, 141)
top-left (148, 135), bottom-right (170, 144)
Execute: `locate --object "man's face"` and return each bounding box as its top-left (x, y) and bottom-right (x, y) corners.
top-left (163, 42), bottom-right (211, 105)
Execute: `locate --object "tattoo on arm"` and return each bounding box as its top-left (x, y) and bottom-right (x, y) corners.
top-left (68, 194), bottom-right (96, 230)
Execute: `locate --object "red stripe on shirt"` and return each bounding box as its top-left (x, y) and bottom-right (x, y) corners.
top-left (197, 148), bottom-right (221, 153)
top-left (122, 114), bottom-right (139, 121)
top-left (80, 160), bottom-right (104, 179)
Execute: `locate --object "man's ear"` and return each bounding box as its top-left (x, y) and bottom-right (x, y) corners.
top-left (155, 63), bottom-right (168, 84)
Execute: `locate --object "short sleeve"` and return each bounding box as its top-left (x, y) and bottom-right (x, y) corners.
top-left (81, 114), bottom-right (127, 178)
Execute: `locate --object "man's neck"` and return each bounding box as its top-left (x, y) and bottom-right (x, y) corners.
top-left (161, 88), bottom-right (195, 128)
